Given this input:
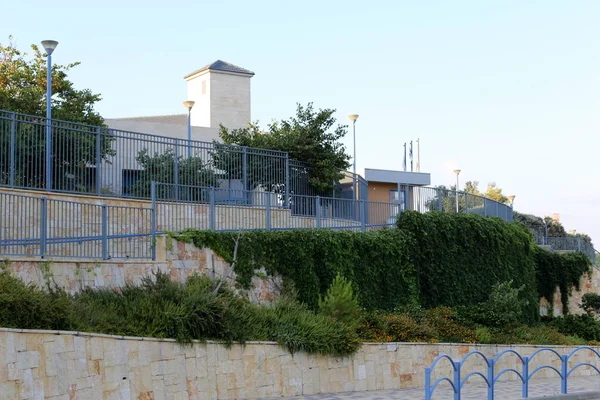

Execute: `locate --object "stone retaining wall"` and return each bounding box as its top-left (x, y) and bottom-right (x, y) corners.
top-left (1, 328), bottom-right (600, 399)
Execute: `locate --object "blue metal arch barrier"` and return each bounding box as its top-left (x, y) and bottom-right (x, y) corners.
top-left (424, 346), bottom-right (600, 400)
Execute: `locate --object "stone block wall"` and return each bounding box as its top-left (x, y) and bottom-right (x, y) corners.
top-left (1, 237), bottom-right (281, 304)
top-left (1, 328), bottom-right (600, 399)
top-left (540, 268), bottom-right (600, 316)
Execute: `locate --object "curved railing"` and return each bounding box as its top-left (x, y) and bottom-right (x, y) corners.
top-left (424, 346), bottom-right (600, 399)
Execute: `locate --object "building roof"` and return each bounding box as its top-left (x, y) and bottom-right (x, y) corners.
top-left (106, 114), bottom-right (188, 126)
top-left (364, 168), bottom-right (431, 186)
top-left (184, 60), bottom-right (255, 79)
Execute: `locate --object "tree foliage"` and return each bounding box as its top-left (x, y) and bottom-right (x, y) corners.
top-left (129, 148), bottom-right (217, 198)
top-left (0, 37), bottom-right (113, 191)
top-left (319, 273), bottom-right (362, 329)
top-left (484, 182), bottom-right (508, 203)
top-left (215, 103), bottom-right (351, 194)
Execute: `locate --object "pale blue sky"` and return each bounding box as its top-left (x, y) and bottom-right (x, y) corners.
top-left (4, 0), bottom-right (600, 245)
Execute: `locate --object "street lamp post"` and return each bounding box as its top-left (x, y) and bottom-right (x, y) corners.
top-left (541, 218), bottom-right (548, 246)
top-left (453, 169), bottom-right (461, 212)
top-left (182, 101), bottom-right (195, 158)
top-left (348, 114), bottom-right (359, 200)
top-left (42, 40), bottom-right (58, 191)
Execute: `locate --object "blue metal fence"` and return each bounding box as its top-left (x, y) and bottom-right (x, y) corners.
top-left (425, 346), bottom-right (600, 399)
top-left (409, 186), bottom-right (514, 222)
top-left (0, 110), bottom-right (320, 199)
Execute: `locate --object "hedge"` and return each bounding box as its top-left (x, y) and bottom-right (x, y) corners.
top-left (396, 211), bottom-right (539, 323)
top-left (172, 212), bottom-right (591, 319)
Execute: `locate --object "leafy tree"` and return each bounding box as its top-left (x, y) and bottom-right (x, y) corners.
top-left (0, 36), bottom-right (113, 191)
top-left (215, 103), bottom-right (351, 195)
top-left (129, 148), bottom-right (217, 199)
top-left (544, 216), bottom-right (567, 237)
top-left (484, 182), bottom-right (508, 203)
top-left (464, 181), bottom-right (481, 195)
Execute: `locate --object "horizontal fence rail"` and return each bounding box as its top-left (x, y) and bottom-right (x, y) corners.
top-left (0, 179), bottom-right (517, 260)
top-left (425, 346), bottom-right (600, 400)
top-left (0, 191), bottom-right (152, 259)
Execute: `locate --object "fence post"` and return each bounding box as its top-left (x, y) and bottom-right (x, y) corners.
top-left (266, 193), bottom-right (271, 230)
top-left (561, 355), bottom-right (568, 394)
top-left (174, 141), bottom-right (180, 201)
top-left (465, 194), bottom-right (469, 213)
top-left (101, 205), bottom-right (108, 260)
top-left (404, 184), bottom-right (410, 211)
top-left (360, 200), bottom-right (366, 232)
top-left (522, 356), bottom-right (529, 398)
top-left (285, 155), bottom-right (290, 208)
top-left (453, 360), bottom-right (461, 400)
top-left (577, 237), bottom-right (581, 252)
top-left (45, 115), bottom-right (52, 191)
top-left (315, 196), bottom-right (321, 229)
top-left (488, 358), bottom-right (494, 400)
top-left (438, 189), bottom-right (443, 211)
top-left (40, 198), bottom-right (47, 257)
top-left (484, 198), bottom-right (487, 217)
top-left (209, 187), bottom-right (216, 231)
top-left (151, 181), bottom-right (157, 261)
top-left (424, 367), bottom-right (431, 400)
top-left (9, 112), bottom-right (16, 188)
top-left (242, 146), bottom-right (248, 191)
top-left (95, 127), bottom-right (102, 195)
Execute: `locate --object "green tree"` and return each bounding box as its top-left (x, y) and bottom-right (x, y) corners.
top-left (318, 273), bottom-right (362, 329)
top-left (484, 182), bottom-right (508, 203)
top-left (0, 37), bottom-right (113, 191)
top-left (215, 103), bottom-right (351, 195)
top-left (129, 148), bottom-right (218, 199)
top-left (464, 180), bottom-right (481, 195)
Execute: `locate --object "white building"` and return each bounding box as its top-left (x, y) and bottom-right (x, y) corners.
top-left (99, 60), bottom-right (255, 195)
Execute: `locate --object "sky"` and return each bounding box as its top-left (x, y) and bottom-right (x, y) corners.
top-left (3, 0), bottom-right (600, 245)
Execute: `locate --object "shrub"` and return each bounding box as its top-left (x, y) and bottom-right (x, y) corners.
top-left (357, 311), bottom-right (436, 343)
top-left (581, 293), bottom-right (600, 315)
top-left (423, 307), bottom-right (477, 343)
top-left (319, 273), bottom-right (362, 329)
top-left (544, 314), bottom-right (600, 342)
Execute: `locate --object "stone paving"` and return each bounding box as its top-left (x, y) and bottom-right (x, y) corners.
top-left (283, 375), bottom-right (600, 399)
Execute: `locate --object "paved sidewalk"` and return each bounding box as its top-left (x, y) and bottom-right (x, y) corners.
top-left (283, 375), bottom-right (600, 399)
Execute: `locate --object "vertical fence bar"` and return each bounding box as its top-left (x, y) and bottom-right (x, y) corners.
top-left (9, 112), bottom-right (16, 187)
top-left (209, 187), bottom-right (216, 230)
top-left (266, 193), bottom-right (271, 230)
top-left (453, 361), bottom-right (461, 400)
top-left (561, 355), bottom-right (568, 394)
top-left (488, 359), bottom-right (494, 400)
top-left (438, 188), bottom-right (443, 211)
top-left (285, 155), bottom-right (290, 208)
top-left (484, 197), bottom-right (488, 217)
top-left (174, 142), bottom-right (180, 201)
top-left (96, 127), bottom-right (102, 195)
top-left (101, 205), bottom-right (108, 260)
top-left (315, 196), bottom-right (321, 229)
top-left (151, 181), bottom-right (157, 261)
top-left (360, 200), bottom-right (366, 232)
top-left (522, 356), bottom-right (529, 398)
top-left (465, 193), bottom-right (469, 213)
top-left (404, 184), bottom-right (410, 211)
top-left (424, 367), bottom-right (431, 400)
top-left (242, 147), bottom-right (248, 192)
top-left (40, 198), bottom-right (47, 257)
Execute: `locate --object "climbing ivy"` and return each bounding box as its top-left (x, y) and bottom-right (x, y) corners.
top-left (171, 229), bottom-right (418, 310)
top-left (534, 247), bottom-right (591, 315)
top-left (396, 211), bottom-right (540, 323)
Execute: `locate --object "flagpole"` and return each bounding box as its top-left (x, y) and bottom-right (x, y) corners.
top-left (417, 138), bottom-right (420, 172)
top-left (403, 143), bottom-right (407, 171)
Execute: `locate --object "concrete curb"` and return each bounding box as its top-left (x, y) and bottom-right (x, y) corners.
top-left (528, 392), bottom-right (600, 400)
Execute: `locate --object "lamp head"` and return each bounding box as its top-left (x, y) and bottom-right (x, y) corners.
top-left (453, 169), bottom-right (461, 176)
top-left (41, 40), bottom-right (58, 56)
top-left (348, 114), bottom-right (359, 122)
top-left (182, 100), bottom-right (195, 111)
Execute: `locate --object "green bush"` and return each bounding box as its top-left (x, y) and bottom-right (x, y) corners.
top-left (396, 211), bottom-right (539, 323)
top-left (581, 293), bottom-right (600, 314)
top-left (357, 311), bottom-right (436, 343)
top-left (544, 314), bottom-right (600, 342)
top-left (318, 273), bottom-right (362, 329)
top-left (0, 271), bottom-right (359, 356)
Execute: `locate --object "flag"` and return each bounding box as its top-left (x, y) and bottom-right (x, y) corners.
top-left (409, 141), bottom-right (413, 172)
top-left (403, 143), bottom-right (407, 171)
